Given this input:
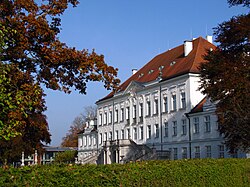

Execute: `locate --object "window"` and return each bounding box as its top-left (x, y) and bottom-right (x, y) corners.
top-left (147, 125), bottom-right (151, 139)
top-left (115, 130), bottom-right (119, 140)
top-left (84, 136), bottom-right (87, 146)
top-left (164, 122), bottom-right (168, 137)
top-left (204, 116), bottom-right (211, 132)
top-left (120, 108), bottom-right (124, 122)
top-left (104, 132), bottom-right (107, 141)
top-left (127, 129), bottom-right (130, 139)
top-left (182, 147), bottom-right (187, 159)
top-left (154, 98), bottom-right (159, 115)
top-left (147, 100), bottom-right (151, 116)
top-left (115, 109), bottom-right (118, 123)
top-left (133, 105), bottom-right (136, 123)
top-left (79, 137), bottom-right (82, 147)
top-left (172, 94), bottom-right (177, 111)
top-left (172, 121), bottom-right (177, 136)
top-left (121, 130), bottom-right (124, 139)
top-left (182, 119), bottom-right (187, 135)
top-left (194, 146), bottom-right (200, 158)
top-left (104, 112), bottom-right (107, 125)
top-left (180, 92), bottom-right (186, 109)
top-left (126, 107), bottom-right (130, 119)
top-left (163, 96), bottom-right (168, 113)
top-left (218, 145), bottom-right (225, 158)
top-left (108, 111), bottom-right (112, 124)
top-left (139, 103), bottom-right (143, 123)
top-left (134, 127), bottom-right (137, 140)
top-left (206, 146), bottom-right (211, 158)
top-left (99, 133), bottom-right (102, 144)
top-left (99, 113), bottom-right (102, 126)
top-left (93, 136), bottom-right (96, 145)
top-left (155, 124), bottom-right (159, 138)
top-left (173, 148), bottom-right (178, 160)
top-left (193, 117), bottom-right (199, 134)
top-left (140, 126), bottom-right (143, 140)
top-left (109, 132), bottom-right (112, 140)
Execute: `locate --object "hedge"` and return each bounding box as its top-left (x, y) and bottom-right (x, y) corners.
top-left (0, 159), bottom-right (249, 186)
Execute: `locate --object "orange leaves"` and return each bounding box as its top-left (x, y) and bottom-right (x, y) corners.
top-left (1, 0), bottom-right (120, 94)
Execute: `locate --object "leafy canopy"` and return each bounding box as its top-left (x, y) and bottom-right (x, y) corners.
top-left (0, 0), bottom-right (120, 94)
top-left (61, 106), bottom-right (96, 147)
top-left (0, 0), bottom-right (120, 142)
top-left (199, 2), bottom-right (250, 152)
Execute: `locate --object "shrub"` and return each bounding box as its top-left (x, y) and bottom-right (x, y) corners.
top-left (0, 159), bottom-right (249, 186)
top-left (53, 150), bottom-right (77, 164)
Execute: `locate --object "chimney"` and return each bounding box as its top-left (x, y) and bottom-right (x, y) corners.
top-left (206, 35), bottom-right (213, 43)
top-left (184, 40), bottom-right (193, 56)
top-left (132, 69), bottom-right (137, 75)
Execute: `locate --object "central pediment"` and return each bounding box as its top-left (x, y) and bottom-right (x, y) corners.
top-left (122, 81), bottom-right (144, 97)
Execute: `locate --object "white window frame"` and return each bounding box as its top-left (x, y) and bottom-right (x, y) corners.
top-left (194, 146), bottom-right (200, 158)
top-left (182, 147), bottom-right (187, 159)
top-left (163, 96), bottom-right (168, 113)
top-left (172, 94), bottom-right (177, 111)
top-left (193, 117), bottom-right (199, 134)
top-left (204, 115), bottom-right (211, 132)
top-left (155, 124), bottom-right (159, 138)
top-left (180, 92), bottom-right (186, 109)
top-left (172, 121), bottom-right (177, 136)
top-left (182, 119), bottom-right (187, 135)
top-left (133, 127), bottom-right (137, 140)
top-left (147, 125), bottom-right (151, 139)
top-left (164, 122), bottom-right (168, 137)
top-left (205, 145), bottom-right (211, 158)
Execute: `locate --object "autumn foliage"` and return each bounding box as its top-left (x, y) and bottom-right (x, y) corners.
top-left (0, 0), bottom-right (119, 163)
top-left (0, 0), bottom-right (120, 94)
top-left (199, 2), bottom-right (250, 152)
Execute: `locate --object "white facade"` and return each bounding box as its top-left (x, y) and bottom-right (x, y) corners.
top-left (77, 121), bottom-right (99, 164)
top-left (78, 37), bottom-right (248, 163)
top-left (97, 73), bottom-right (206, 160)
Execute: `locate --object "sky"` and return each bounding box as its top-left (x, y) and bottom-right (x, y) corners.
top-left (44, 0), bottom-right (248, 146)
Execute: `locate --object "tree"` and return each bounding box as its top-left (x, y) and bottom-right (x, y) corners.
top-left (199, 1), bottom-right (250, 153)
top-left (0, 63), bottom-right (51, 164)
top-left (54, 150), bottom-right (77, 164)
top-left (61, 106), bottom-right (97, 147)
top-left (0, 0), bottom-right (120, 139)
top-left (0, 0), bottom-right (120, 94)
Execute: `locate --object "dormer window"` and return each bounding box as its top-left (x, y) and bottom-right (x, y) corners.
top-left (148, 69), bottom-right (154, 74)
top-left (170, 61), bottom-right (176, 66)
top-left (139, 73), bottom-right (144, 78)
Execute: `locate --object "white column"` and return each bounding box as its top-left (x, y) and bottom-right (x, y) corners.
top-left (34, 150), bottom-right (38, 165)
top-left (21, 152), bottom-right (25, 166)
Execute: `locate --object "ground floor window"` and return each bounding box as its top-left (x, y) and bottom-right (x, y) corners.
top-left (182, 147), bottom-right (187, 159)
top-left (194, 146), bottom-right (200, 158)
top-left (173, 148), bottom-right (178, 160)
top-left (218, 145), bottom-right (225, 158)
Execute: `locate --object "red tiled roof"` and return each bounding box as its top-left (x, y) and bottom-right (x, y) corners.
top-left (98, 37), bottom-right (216, 102)
top-left (189, 97), bottom-right (207, 114)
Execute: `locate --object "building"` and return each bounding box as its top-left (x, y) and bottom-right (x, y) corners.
top-left (77, 118), bottom-right (99, 164)
top-left (186, 97), bottom-right (247, 159)
top-left (21, 146), bottom-right (77, 166)
top-left (78, 36), bottom-right (248, 164)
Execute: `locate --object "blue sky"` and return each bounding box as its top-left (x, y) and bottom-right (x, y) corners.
top-left (44, 0), bottom-right (248, 146)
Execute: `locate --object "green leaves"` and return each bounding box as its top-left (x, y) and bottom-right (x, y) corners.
top-left (0, 159), bottom-right (249, 186)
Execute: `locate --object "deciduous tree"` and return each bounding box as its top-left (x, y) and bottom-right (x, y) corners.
top-left (61, 106), bottom-right (96, 147)
top-left (0, 0), bottom-right (120, 94)
top-left (0, 1), bottom-right (119, 139)
top-left (199, 1), bottom-right (250, 153)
